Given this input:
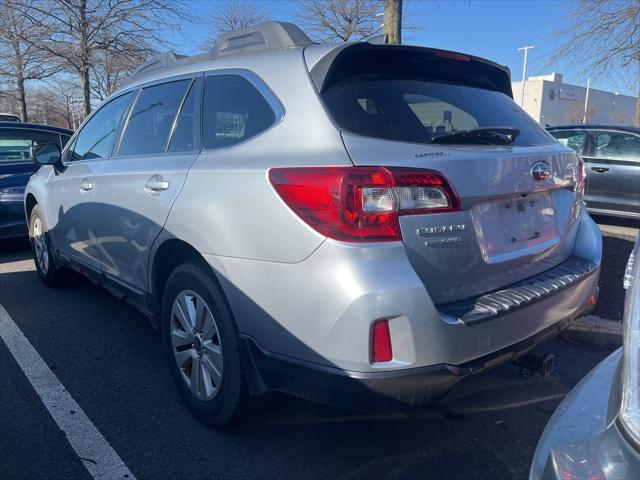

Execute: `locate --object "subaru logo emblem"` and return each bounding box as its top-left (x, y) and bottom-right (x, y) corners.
top-left (530, 161), bottom-right (551, 182)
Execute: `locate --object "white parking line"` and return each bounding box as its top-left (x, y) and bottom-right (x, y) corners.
top-left (0, 304), bottom-right (136, 480)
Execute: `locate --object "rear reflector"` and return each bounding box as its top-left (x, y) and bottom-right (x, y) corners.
top-left (269, 166), bottom-right (460, 242)
top-left (371, 320), bottom-right (393, 363)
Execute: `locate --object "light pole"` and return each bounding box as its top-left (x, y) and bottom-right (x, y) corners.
top-left (518, 45), bottom-right (535, 107)
top-left (582, 77), bottom-right (591, 124)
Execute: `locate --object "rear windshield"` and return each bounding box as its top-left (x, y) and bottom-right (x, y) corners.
top-left (321, 66), bottom-right (553, 147)
top-left (0, 129), bottom-right (63, 164)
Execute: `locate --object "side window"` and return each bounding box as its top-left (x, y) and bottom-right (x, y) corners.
top-left (168, 79), bottom-right (202, 153)
top-left (67, 92), bottom-right (133, 162)
top-left (550, 130), bottom-right (587, 155)
top-left (0, 129), bottom-right (62, 164)
top-left (202, 75), bottom-right (276, 149)
top-left (118, 79), bottom-right (190, 157)
top-left (404, 94), bottom-right (479, 137)
top-left (595, 131), bottom-right (640, 160)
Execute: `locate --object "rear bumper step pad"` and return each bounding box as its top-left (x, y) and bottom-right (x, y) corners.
top-left (438, 256), bottom-right (598, 325)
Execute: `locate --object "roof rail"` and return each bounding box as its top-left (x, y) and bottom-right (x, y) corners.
top-left (121, 22), bottom-right (312, 88)
top-left (121, 51), bottom-right (188, 86)
top-left (211, 21), bottom-right (312, 57)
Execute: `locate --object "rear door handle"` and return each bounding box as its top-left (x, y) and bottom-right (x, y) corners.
top-left (79, 178), bottom-right (94, 191)
top-left (145, 175), bottom-right (169, 192)
top-left (591, 167), bottom-right (609, 173)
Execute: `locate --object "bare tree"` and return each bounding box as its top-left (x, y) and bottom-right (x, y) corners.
top-left (204, 0), bottom-right (270, 47)
top-left (91, 48), bottom-right (146, 102)
top-left (297, 0), bottom-right (382, 42)
top-left (27, 85), bottom-right (66, 126)
top-left (0, 87), bottom-right (21, 116)
top-left (54, 78), bottom-right (83, 129)
top-left (18, 0), bottom-right (191, 117)
top-left (383, 0), bottom-right (402, 44)
top-left (0, 0), bottom-right (59, 121)
top-left (551, 0), bottom-right (640, 125)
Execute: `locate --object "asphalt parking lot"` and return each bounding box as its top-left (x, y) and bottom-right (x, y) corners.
top-left (0, 217), bottom-right (637, 480)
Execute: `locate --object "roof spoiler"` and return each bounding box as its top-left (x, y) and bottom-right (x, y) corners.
top-left (309, 43), bottom-right (514, 98)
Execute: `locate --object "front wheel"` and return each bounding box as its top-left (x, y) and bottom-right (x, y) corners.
top-left (29, 205), bottom-right (65, 287)
top-left (161, 262), bottom-right (248, 427)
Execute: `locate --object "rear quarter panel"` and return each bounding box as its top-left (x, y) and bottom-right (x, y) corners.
top-left (163, 48), bottom-right (350, 263)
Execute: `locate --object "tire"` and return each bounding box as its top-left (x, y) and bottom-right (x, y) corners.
top-left (29, 205), bottom-right (65, 287)
top-left (161, 261), bottom-right (248, 427)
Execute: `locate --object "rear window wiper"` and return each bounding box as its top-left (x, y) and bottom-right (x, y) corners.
top-left (431, 127), bottom-right (520, 145)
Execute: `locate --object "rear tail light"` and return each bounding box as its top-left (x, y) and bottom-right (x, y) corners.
top-left (269, 166), bottom-right (460, 242)
top-left (371, 320), bottom-right (393, 363)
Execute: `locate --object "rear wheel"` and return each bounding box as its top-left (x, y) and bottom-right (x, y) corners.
top-left (29, 205), bottom-right (64, 287)
top-left (161, 262), bottom-right (248, 426)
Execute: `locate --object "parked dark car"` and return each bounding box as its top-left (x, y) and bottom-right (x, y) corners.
top-left (530, 235), bottom-right (640, 480)
top-left (0, 122), bottom-right (72, 239)
top-left (0, 113), bottom-right (20, 122)
top-left (547, 125), bottom-right (640, 220)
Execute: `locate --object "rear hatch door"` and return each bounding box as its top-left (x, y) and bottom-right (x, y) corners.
top-left (311, 43), bottom-right (583, 304)
top-left (342, 135), bottom-right (581, 304)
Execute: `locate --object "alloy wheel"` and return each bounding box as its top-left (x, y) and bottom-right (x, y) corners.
top-left (32, 216), bottom-right (49, 274)
top-left (171, 290), bottom-right (223, 401)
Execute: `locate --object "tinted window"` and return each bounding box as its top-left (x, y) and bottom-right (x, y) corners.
top-left (550, 130), bottom-right (587, 155)
top-left (68, 93), bottom-right (132, 161)
top-left (595, 132), bottom-right (640, 160)
top-left (405, 94), bottom-right (479, 137)
top-left (118, 80), bottom-right (190, 157)
top-left (0, 129), bottom-right (62, 164)
top-left (202, 75), bottom-right (275, 149)
top-left (168, 79), bottom-right (201, 153)
top-left (322, 75), bottom-right (552, 146)
top-left (0, 114), bottom-right (20, 122)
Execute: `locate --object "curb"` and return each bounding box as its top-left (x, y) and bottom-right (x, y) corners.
top-left (561, 315), bottom-right (623, 349)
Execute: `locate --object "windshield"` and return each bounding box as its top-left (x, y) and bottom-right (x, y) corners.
top-left (322, 74), bottom-right (553, 147)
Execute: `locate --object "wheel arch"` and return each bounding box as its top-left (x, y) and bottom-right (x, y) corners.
top-left (149, 236), bottom-right (230, 316)
top-left (25, 193), bottom-right (38, 230)
top-left (149, 235), bottom-right (264, 395)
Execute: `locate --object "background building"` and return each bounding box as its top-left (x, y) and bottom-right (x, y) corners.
top-left (512, 73), bottom-right (637, 126)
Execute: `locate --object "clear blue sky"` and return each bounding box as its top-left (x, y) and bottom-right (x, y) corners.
top-left (172, 0), bottom-right (637, 97)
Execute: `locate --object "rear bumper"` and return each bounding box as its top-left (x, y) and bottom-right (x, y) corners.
top-left (211, 206), bottom-right (601, 374)
top-left (241, 310), bottom-right (584, 410)
top-left (438, 255), bottom-right (598, 325)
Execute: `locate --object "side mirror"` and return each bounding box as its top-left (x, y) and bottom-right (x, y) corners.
top-left (31, 142), bottom-right (62, 166)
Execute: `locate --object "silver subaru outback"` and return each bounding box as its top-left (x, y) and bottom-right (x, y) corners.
top-left (25, 22), bottom-right (602, 426)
